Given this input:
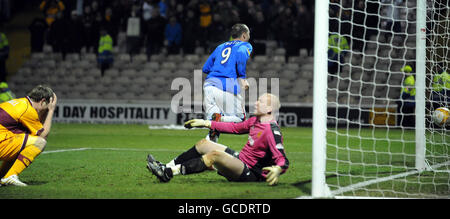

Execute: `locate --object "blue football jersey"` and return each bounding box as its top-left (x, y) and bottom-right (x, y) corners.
top-left (202, 40), bottom-right (252, 95)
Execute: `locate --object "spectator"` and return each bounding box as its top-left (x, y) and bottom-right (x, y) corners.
top-left (91, 11), bottom-right (103, 54)
top-left (252, 10), bottom-right (267, 55)
top-left (267, 0), bottom-right (284, 41)
top-left (173, 3), bottom-right (186, 22)
top-left (90, 0), bottom-right (101, 17)
top-left (81, 5), bottom-right (95, 53)
top-left (181, 9), bottom-right (198, 54)
top-left (365, 0), bottom-right (380, 40)
top-left (126, 6), bottom-right (142, 56)
top-left (208, 14), bottom-right (227, 46)
top-left (235, 0), bottom-right (250, 23)
top-left (351, 0), bottom-right (366, 52)
top-left (397, 65), bottom-right (415, 127)
top-left (159, 0), bottom-right (168, 18)
top-left (66, 10), bottom-right (85, 55)
top-left (47, 12), bottom-right (67, 58)
top-left (296, 4), bottom-right (314, 56)
top-left (252, 11), bottom-right (267, 41)
top-left (216, 0), bottom-right (238, 28)
top-left (431, 68), bottom-right (450, 110)
top-left (144, 8), bottom-right (166, 60)
top-left (111, 0), bottom-right (132, 33)
top-left (328, 33), bottom-right (349, 74)
top-left (142, 0), bottom-right (154, 22)
top-left (0, 31), bottom-right (8, 82)
top-left (102, 7), bottom-right (120, 46)
top-left (166, 0), bottom-right (178, 17)
top-left (28, 16), bottom-right (48, 53)
top-left (329, 0), bottom-right (340, 34)
top-left (165, 16), bottom-right (182, 55)
top-left (244, 0), bottom-right (259, 27)
top-left (198, 0), bottom-right (212, 49)
top-left (97, 28), bottom-right (113, 77)
top-left (0, 82), bottom-right (14, 103)
top-left (339, 8), bottom-right (353, 37)
top-left (381, 0), bottom-right (404, 41)
top-left (39, 0), bottom-right (65, 26)
top-left (275, 7), bottom-right (296, 53)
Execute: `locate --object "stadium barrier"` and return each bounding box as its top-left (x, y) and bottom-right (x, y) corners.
top-left (53, 100), bottom-right (398, 127)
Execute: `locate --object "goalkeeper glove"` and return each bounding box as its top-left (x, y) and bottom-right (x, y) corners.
top-left (184, 119), bottom-right (211, 129)
top-left (262, 165), bottom-right (282, 186)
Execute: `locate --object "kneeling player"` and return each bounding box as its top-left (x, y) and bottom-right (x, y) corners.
top-left (146, 93), bottom-right (289, 186)
top-left (0, 85), bottom-right (57, 186)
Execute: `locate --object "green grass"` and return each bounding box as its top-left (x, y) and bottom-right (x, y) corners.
top-left (0, 123), bottom-right (448, 199)
top-left (0, 124), bottom-right (313, 199)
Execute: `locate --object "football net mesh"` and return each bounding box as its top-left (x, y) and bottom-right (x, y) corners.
top-left (324, 0), bottom-right (449, 198)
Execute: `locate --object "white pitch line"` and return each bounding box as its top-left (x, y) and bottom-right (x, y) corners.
top-left (90, 147), bottom-right (185, 152)
top-left (42, 148), bottom-right (91, 154)
top-left (41, 147), bottom-right (186, 154)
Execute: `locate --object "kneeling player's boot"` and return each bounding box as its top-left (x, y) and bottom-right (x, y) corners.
top-left (146, 154), bottom-right (173, 182)
top-left (0, 175), bottom-right (27, 186)
top-left (208, 113), bottom-right (222, 142)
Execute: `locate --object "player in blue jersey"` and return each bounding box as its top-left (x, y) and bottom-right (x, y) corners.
top-left (202, 23), bottom-right (252, 142)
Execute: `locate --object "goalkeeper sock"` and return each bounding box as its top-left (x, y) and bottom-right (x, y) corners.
top-left (3, 145), bottom-right (41, 179)
top-left (180, 157), bottom-right (208, 175)
top-left (169, 164), bottom-right (181, 176)
top-left (173, 145), bottom-right (201, 165)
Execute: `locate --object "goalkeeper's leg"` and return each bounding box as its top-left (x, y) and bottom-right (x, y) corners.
top-left (166, 139), bottom-right (235, 176)
top-left (201, 149), bottom-right (245, 181)
top-left (170, 148), bottom-right (244, 181)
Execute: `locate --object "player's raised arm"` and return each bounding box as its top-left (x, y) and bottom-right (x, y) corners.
top-left (39, 92), bottom-right (57, 139)
top-left (184, 117), bottom-right (253, 134)
top-left (209, 116), bottom-right (254, 134)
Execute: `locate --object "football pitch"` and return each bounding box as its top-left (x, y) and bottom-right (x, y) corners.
top-left (0, 123), bottom-right (314, 199)
top-left (1, 123), bottom-right (445, 199)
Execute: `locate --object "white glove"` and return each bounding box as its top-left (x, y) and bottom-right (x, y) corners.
top-left (184, 119), bottom-right (211, 129)
top-left (262, 165), bottom-right (282, 186)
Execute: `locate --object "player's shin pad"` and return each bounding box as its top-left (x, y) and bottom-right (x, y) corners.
top-left (180, 157), bottom-right (209, 175)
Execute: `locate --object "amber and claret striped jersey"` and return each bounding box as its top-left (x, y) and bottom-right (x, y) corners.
top-left (0, 97), bottom-right (44, 137)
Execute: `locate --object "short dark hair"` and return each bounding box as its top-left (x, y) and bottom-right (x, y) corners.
top-left (27, 85), bottom-right (54, 103)
top-left (230, 23), bottom-right (249, 39)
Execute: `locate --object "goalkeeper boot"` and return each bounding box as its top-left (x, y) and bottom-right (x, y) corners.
top-left (207, 113), bottom-right (221, 142)
top-left (146, 154), bottom-right (173, 183)
top-left (0, 174), bottom-right (27, 186)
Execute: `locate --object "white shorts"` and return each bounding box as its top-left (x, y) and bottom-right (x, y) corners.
top-left (203, 85), bottom-right (245, 122)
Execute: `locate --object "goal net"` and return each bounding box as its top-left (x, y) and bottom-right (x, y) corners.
top-left (311, 0), bottom-right (450, 198)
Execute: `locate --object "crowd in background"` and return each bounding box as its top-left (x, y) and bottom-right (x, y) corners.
top-left (28, 0), bottom-right (315, 60)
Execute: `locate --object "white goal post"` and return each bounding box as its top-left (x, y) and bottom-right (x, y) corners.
top-left (311, 0), bottom-right (450, 198)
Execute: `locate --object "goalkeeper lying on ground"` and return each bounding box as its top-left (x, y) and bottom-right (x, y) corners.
top-left (146, 93), bottom-right (289, 186)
